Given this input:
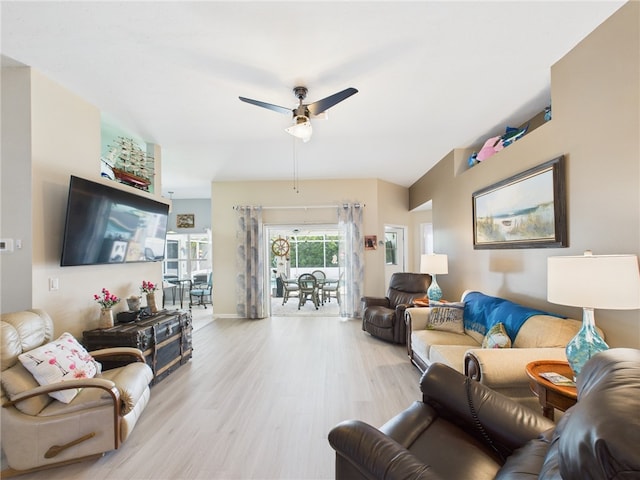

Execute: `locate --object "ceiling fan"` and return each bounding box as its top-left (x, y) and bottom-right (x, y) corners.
top-left (239, 86), bottom-right (358, 142)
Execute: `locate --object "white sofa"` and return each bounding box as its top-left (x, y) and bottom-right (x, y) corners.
top-left (406, 290), bottom-right (592, 410)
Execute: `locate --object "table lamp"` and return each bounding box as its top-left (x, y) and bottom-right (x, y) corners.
top-left (547, 251), bottom-right (640, 377)
top-left (420, 254), bottom-right (448, 302)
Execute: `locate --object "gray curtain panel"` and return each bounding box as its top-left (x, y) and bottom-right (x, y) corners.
top-left (338, 203), bottom-right (364, 318)
top-left (235, 206), bottom-right (266, 319)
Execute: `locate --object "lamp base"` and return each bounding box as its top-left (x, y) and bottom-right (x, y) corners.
top-left (566, 307), bottom-right (609, 378)
top-left (427, 275), bottom-right (443, 302)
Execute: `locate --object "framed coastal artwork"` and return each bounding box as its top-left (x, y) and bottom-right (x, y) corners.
top-left (472, 155), bottom-right (567, 249)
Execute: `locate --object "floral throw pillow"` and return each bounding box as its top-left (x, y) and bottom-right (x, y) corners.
top-left (426, 301), bottom-right (465, 334)
top-left (18, 332), bottom-right (98, 403)
top-left (482, 323), bottom-right (512, 349)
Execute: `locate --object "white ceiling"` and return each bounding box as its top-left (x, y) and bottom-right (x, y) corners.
top-left (1, 1), bottom-right (625, 199)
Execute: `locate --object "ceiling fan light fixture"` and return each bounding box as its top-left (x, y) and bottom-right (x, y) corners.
top-left (312, 111), bottom-right (328, 120)
top-left (285, 115), bottom-right (312, 142)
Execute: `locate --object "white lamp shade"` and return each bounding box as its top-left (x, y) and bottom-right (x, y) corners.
top-left (547, 253), bottom-right (640, 310)
top-left (420, 254), bottom-right (448, 275)
top-left (285, 117), bottom-right (312, 142)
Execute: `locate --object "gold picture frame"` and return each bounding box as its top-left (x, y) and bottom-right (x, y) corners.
top-left (176, 213), bottom-right (195, 229)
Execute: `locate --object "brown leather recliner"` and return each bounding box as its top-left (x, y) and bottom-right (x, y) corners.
top-left (329, 348), bottom-right (640, 480)
top-left (361, 273), bottom-right (431, 344)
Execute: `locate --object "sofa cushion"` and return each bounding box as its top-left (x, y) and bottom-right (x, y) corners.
top-left (429, 345), bottom-right (474, 373)
top-left (426, 302), bottom-right (465, 333)
top-left (39, 362), bottom-right (153, 417)
top-left (415, 330), bottom-right (479, 352)
top-left (1, 310), bottom-right (55, 371)
top-left (513, 315), bottom-right (584, 348)
top-left (412, 330), bottom-right (480, 370)
top-left (18, 332), bottom-right (99, 403)
top-left (482, 323), bottom-right (511, 349)
top-left (39, 379), bottom-right (114, 417)
top-left (1, 362), bottom-right (53, 415)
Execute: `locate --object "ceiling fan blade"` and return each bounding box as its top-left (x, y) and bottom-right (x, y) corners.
top-left (239, 96), bottom-right (292, 115)
top-left (307, 87), bottom-right (358, 116)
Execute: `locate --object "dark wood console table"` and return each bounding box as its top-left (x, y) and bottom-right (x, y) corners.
top-left (83, 309), bottom-right (192, 384)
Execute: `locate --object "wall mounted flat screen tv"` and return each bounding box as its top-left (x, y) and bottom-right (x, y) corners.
top-left (60, 175), bottom-right (169, 266)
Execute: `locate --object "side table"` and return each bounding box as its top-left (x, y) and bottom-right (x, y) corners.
top-left (525, 360), bottom-right (577, 420)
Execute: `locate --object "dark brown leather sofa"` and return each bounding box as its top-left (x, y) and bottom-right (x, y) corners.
top-left (361, 273), bottom-right (431, 344)
top-left (329, 348), bottom-right (640, 480)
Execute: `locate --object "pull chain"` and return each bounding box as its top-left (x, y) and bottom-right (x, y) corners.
top-left (292, 136), bottom-right (300, 193)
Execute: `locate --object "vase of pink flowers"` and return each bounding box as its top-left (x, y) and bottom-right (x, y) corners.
top-left (94, 288), bottom-right (120, 328)
top-left (141, 281), bottom-right (159, 314)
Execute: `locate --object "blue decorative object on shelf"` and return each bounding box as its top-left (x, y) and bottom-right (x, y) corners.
top-left (468, 152), bottom-right (479, 168)
top-left (501, 124), bottom-right (529, 147)
top-left (565, 307), bottom-right (609, 378)
top-left (544, 105), bottom-right (552, 122)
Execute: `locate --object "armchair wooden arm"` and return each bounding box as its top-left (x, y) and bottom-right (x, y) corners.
top-left (3, 377), bottom-right (119, 410)
top-left (89, 347), bottom-right (146, 363)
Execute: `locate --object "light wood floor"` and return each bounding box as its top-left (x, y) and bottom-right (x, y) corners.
top-left (4, 310), bottom-right (421, 480)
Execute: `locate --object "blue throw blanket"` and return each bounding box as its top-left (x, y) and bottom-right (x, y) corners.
top-left (463, 291), bottom-right (565, 342)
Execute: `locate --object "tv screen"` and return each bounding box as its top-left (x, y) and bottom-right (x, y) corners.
top-left (61, 175), bottom-right (169, 266)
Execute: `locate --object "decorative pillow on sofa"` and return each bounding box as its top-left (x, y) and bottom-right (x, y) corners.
top-left (18, 332), bottom-right (98, 403)
top-left (482, 323), bottom-right (512, 349)
top-left (426, 302), bottom-right (465, 334)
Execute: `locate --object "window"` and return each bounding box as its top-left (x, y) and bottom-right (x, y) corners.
top-left (270, 231), bottom-right (339, 277)
top-left (290, 234), bottom-right (339, 269)
top-left (164, 232), bottom-right (211, 281)
top-left (385, 232), bottom-right (397, 265)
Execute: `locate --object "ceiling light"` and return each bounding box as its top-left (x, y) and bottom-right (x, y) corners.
top-left (285, 115), bottom-right (312, 142)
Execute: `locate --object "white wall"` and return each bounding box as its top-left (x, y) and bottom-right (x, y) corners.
top-left (1, 67), bottom-right (168, 338)
top-left (1, 67), bottom-right (32, 311)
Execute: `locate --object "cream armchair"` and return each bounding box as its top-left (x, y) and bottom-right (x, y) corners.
top-left (1, 309), bottom-right (154, 476)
